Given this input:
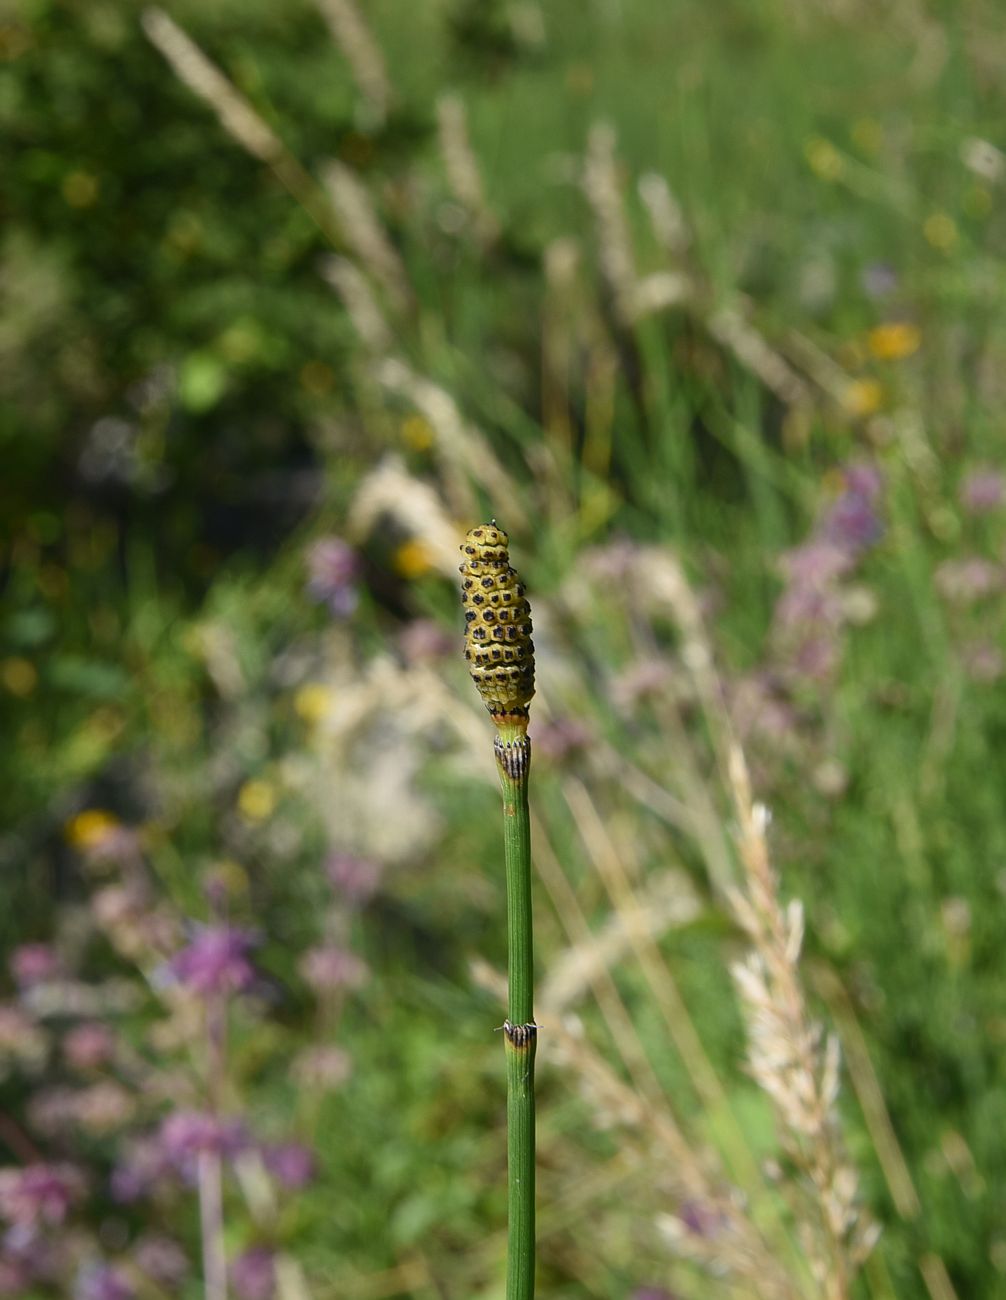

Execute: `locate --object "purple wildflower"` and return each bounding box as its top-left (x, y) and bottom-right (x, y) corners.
top-left (678, 1199), bottom-right (724, 1236)
top-left (75, 1264), bottom-right (134, 1300)
top-left (861, 262), bottom-right (898, 299)
top-left (0, 1226), bottom-right (54, 1295)
top-left (299, 945), bottom-right (368, 993)
top-left (0, 1257), bottom-right (29, 1296)
top-left (3, 1222), bottom-right (64, 1283)
top-left (159, 1110), bottom-right (248, 1175)
top-left (963, 641), bottom-right (1004, 684)
top-left (74, 1082), bottom-right (136, 1135)
top-left (132, 1235), bottom-right (190, 1286)
top-left (959, 468), bottom-right (1005, 516)
top-left (0, 1003), bottom-right (47, 1067)
top-left (292, 1045), bottom-right (352, 1091)
top-left (91, 884), bottom-right (145, 931)
top-left (9, 945), bottom-right (61, 987)
top-left (326, 853), bottom-right (381, 906)
top-left (730, 672), bottom-right (799, 750)
top-left (166, 925), bottom-right (257, 997)
top-left (115, 1114), bottom-right (250, 1195)
top-left (769, 464), bottom-right (885, 685)
top-left (934, 557), bottom-right (1003, 605)
top-left (110, 1166), bottom-right (148, 1206)
top-left (821, 464), bottom-right (883, 554)
top-left (232, 1247), bottom-right (277, 1300)
top-left (774, 577), bottom-right (844, 635)
top-left (778, 540), bottom-right (852, 589)
top-left (611, 659), bottom-right (674, 711)
top-left (791, 634), bottom-right (841, 683)
top-left (263, 1142), bottom-right (315, 1190)
top-left (771, 609), bottom-right (841, 686)
top-left (844, 463), bottom-right (883, 500)
top-left (110, 1137), bottom-right (170, 1204)
top-left (91, 884), bottom-right (180, 959)
top-left (0, 1164), bottom-right (85, 1228)
top-left (583, 538), bottom-right (640, 583)
top-left (63, 1022), bottom-right (116, 1072)
top-left (83, 824), bottom-right (142, 867)
top-left (202, 867), bottom-right (234, 913)
top-left (28, 1082), bottom-right (133, 1137)
top-left (398, 618), bottom-right (453, 663)
top-left (305, 538), bottom-right (360, 618)
top-left (531, 717), bottom-right (592, 763)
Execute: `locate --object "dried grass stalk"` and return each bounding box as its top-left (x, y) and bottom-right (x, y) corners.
top-left (314, 0), bottom-right (392, 125)
top-left (436, 94), bottom-right (500, 248)
top-left (726, 745), bottom-right (878, 1299)
top-left (582, 123), bottom-right (638, 325)
top-left (637, 172), bottom-right (692, 257)
top-left (375, 359), bottom-right (526, 527)
top-left (142, 8), bottom-right (284, 163)
top-left (318, 255), bottom-right (392, 354)
top-left (322, 162), bottom-right (412, 315)
top-left (142, 8), bottom-right (339, 243)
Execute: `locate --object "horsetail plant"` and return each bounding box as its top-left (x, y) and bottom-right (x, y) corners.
top-left (460, 521), bottom-right (537, 1299)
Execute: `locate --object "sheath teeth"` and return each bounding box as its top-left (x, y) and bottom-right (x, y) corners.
top-left (459, 523), bottom-right (535, 718)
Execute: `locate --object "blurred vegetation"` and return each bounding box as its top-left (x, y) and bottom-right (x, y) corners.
top-left (2, 0), bottom-right (1006, 1296)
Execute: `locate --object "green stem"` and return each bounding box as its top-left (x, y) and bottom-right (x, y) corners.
top-left (496, 722), bottom-right (536, 1300)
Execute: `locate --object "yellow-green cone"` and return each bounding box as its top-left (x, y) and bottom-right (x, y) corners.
top-left (459, 522), bottom-right (535, 720)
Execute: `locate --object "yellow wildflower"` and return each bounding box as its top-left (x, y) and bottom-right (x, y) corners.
top-left (293, 683), bottom-right (332, 725)
top-left (842, 379), bottom-right (884, 417)
top-left (965, 185), bottom-right (992, 219)
top-left (299, 360), bottom-right (334, 396)
top-left (401, 415), bottom-right (434, 452)
top-left (237, 779), bottom-right (277, 822)
top-left (62, 171), bottom-right (99, 208)
top-left (805, 137), bottom-right (844, 182)
top-left (1, 657), bottom-right (37, 697)
top-left (66, 809), bottom-right (120, 848)
top-left (393, 539), bottom-right (433, 579)
top-left (923, 212), bottom-right (958, 252)
top-left (851, 118), bottom-right (882, 155)
top-left (867, 322), bottom-right (921, 361)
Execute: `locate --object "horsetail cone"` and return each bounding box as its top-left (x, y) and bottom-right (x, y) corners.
top-left (459, 522), bottom-right (536, 723)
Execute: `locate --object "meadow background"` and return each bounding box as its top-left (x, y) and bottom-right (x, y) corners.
top-left (3, 0), bottom-right (1006, 1296)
